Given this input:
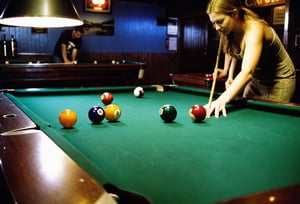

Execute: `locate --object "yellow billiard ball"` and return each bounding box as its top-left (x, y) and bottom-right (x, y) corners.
top-left (104, 104), bottom-right (121, 122)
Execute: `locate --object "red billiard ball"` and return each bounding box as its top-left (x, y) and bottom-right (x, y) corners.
top-left (88, 106), bottom-right (105, 124)
top-left (101, 92), bottom-right (114, 105)
top-left (189, 105), bottom-right (206, 122)
top-left (133, 87), bottom-right (144, 98)
top-left (104, 104), bottom-right (121, 122)
top-left (159, 104), bottom-right (177, 122)
top-left (59, 109), bottom-right (77, 128)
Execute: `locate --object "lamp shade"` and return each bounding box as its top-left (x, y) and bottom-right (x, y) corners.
top-left (0, 0), bottom-right (83, 28)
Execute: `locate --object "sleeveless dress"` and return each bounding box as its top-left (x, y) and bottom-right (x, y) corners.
top-left (241, 28), bottom-right (296, 103)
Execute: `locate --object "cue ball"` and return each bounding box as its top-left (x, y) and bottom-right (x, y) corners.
top-left (104, 104), bottom-right (121, 122)
top-left (133, 87), bottom-right (144, 98)
top-left (159, 104), bottom-right (177, 122)
top-left (101, 92), bottom-right (114, 105)
top-left (88, 106), bottom-right (105, 124)
top-left (93, 60), bottom-right (98, 64)
top-left (189, 105), bottom-right (206, 122)
top-left (59, 109), bottom-right (77, 128)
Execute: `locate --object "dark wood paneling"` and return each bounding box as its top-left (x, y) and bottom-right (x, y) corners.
top-left (179, 13), bottom-right (219, 74)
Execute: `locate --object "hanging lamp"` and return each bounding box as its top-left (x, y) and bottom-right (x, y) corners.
top-left (0, 0), bottom-right (83, 28)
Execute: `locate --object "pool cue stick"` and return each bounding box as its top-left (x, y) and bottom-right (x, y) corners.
top-left (208, 35), bottom-right (223, 107)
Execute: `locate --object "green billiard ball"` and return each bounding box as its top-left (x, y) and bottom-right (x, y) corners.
top-left (159, 104), bottom-right (177, 122)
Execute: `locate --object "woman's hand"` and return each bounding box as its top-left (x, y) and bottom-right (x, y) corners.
top-left (215, 68), bottom-right (227, 78)
top-left (204, 99), bottom-right (227, 118)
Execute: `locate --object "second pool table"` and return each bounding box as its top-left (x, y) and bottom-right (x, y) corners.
top-left (1, 86), bottom-right (300, 204)
top-left (0, 60), bottom-right (145, 88)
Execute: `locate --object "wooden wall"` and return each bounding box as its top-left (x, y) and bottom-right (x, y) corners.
top-left (178, 13), bottom-right (219, 74)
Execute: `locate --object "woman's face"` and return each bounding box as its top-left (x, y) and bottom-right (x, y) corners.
top-left (208, 12), bottom-right (235, 35)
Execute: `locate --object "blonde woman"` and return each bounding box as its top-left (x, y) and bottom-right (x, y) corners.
top-left (205, 0), bottom-right (296, 118)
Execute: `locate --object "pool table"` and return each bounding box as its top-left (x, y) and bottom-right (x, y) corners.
top-left (0, 60), bottom-right (145, 88)
top-left (170, 73), bottom-right (227, 91)
top-left (1, 86), bottom-right (300, 204)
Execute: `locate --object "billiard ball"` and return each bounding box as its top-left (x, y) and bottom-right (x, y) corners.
top-left (104, 104), bottom-right (121, 122)
top-left (93, 60), bottom-right (98, 64)
top-left (189, 105), bottom-right (206, 122)
top-left (101, 92), bottom-right (114, 105)
top-left (59, 109), bottom-right (77, 128)
top-left (133, 87), bottom-right (144, 98)
top-left (159, 104), bottom-right (177, 122)
top-left (88, 106), bottom-right (105, 124)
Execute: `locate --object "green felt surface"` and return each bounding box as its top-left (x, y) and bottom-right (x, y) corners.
top-left (6, 86), bottom-right (300, 204)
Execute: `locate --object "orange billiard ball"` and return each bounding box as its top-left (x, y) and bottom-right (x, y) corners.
top-left (101, 92), bottom-right (114, 105)
top-left (59, 109), bottom-right (77, 128)
top-left (104, 104), bottom-right (121, 122)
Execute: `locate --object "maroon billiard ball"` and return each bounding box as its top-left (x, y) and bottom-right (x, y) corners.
top-left (189, 105), bottom-right (206, 122)
top-left (101, 92), bottom-right (114, 105)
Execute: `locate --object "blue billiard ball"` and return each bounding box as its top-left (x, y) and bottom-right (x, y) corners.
top-left (88, 106), bottom-right (105, 124)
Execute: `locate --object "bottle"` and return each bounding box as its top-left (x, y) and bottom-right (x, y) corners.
top-left (10, 35), bottom-right (17, 57)
top-left (2, 34), bottom-right (7, 57)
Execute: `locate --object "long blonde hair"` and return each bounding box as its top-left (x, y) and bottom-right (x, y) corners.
top-left (206, 0), bottom-right (266, 55)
